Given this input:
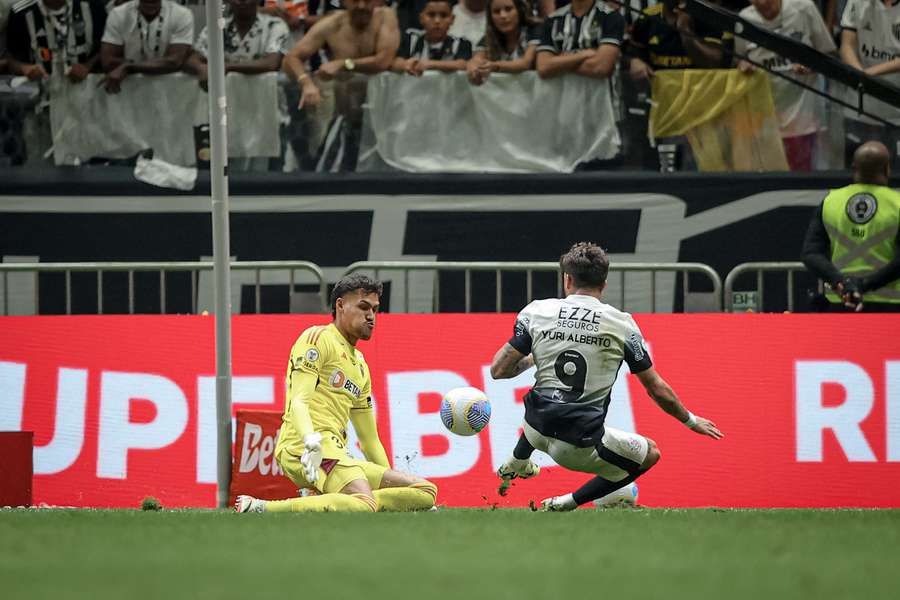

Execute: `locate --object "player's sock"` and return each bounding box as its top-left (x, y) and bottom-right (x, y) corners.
top-left (264, 492), bottom-right (378, 513)
top-left (373, 481), bottom-right (438, 512)
top-left (513, 434), bottom-right (535, 460)
top-left (571, 472), bottom-right (642, 506)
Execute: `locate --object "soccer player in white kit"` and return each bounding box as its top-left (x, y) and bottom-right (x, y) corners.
top-left (490, 242), bottom-right (723, 511)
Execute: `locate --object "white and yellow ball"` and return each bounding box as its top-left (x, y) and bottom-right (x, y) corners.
top-left (440, 387), bottom-right (491, 436)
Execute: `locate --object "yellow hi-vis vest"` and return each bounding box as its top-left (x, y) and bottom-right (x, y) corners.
top-left (822, 183), bottom-right (900, 304)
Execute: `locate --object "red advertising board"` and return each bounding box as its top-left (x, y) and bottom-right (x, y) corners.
top-left (1, 314), bottom-right (899, 508)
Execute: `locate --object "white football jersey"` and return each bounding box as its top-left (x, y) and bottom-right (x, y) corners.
top-left (840, 0), bottom-right (900, 123)
top-left (509, 294), bottom-right (652, 409)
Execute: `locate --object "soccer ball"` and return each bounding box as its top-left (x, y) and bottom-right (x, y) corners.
top-left (593, 482), bottom-right (639, 508)
top-left (440, 387), bottom-right (491, 436)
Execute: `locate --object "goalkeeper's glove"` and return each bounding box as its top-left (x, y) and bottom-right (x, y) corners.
top-left (301, 432), bottom-right (323, 483)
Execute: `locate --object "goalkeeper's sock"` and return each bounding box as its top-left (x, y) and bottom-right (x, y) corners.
top-left (373, 481), bottom-right (437, 512)
top-left (571, 471), bottom-right (642, 506)
top-left (264, 492), bottom-right (377, 513)
top-left (513, 434), bottom-right (535, 460)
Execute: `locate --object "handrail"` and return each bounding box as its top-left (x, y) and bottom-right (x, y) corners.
top-left (724, 261), bottom-right (810, 312)
top-left (342, 261), bottom-right (722, 312)
top-left (0, 261), bottom-right (327, 315)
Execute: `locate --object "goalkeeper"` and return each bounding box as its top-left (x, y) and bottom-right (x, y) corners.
top-left (236, 275), bottom-right (437, 513)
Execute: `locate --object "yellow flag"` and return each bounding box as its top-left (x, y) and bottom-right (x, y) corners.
top-left (649, 69), bottom-right (789, 172)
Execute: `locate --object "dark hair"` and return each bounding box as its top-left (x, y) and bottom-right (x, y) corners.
top-left (483, 0), bottom-right (539, 61)
top-left (421, 0), bottom-right (455, 12)
top-left (330, 274), bottom-right (383, 317)
top-left (559, 242), bottom-right (610, 288)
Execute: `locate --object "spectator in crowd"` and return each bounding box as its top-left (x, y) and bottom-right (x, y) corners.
top-left (6, 0), bottom-right (107, 83)
top-left (99, 0), bottom-right (193, 93)
top-left (393, 0), bottom-right (473, 75)
top-left (627, 0), bottom-right (729, 80)
top-left (735, 0), bottom-right (836, 171)
top-left (467, 0), bottom-right (541, 84)
top-left (449, 0), bottom-right (487, 44)
top-left (187, 0), bottom-right (290, 90)
top-left (6, 0), bottom-right (107, 164)
top-left (840, 0), bottom-right (900, 168)
top-left (283, 0), bottom-right (399, 108)
top-left (262, 0), bottom-right (311, 40)
top-left (537, 0), bottom-right (625, 168)
top-left (626, 0), bottom-right (731, 170)
top-left (802, 140), bottom-right (900, 311)
top-left (282, 0), bottom-right (399, 170)
top-left (536, 0), bottom-right (625, 80)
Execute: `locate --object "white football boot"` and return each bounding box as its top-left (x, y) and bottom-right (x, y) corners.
top-left (234, 495), bottom-right (266, 513)
top-left (497, 457), bottom-right (541, 480)
top-left (540, 494), bottom-right (578, 512)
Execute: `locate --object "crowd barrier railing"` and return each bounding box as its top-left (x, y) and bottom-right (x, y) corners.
top-left (723, 261), bottom-right (820, 312)
top-left (1, 260), bottom-right (722, 315)
top-left (0, 261), bottom-right (327, 316)
top-left (342, 261), bottom-right (723, 313)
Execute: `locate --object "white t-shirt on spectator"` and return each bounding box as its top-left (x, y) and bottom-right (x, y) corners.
top-left (840, 0), bottom-right (900, 124)
top-left (102, 0), bottom-right (194, 62)
top-left (195, 14), bottom-right (290, 62)
top-left (736, 0), bottom-right (835, 138)
top-left (448, 2), bottom-right (486, 46)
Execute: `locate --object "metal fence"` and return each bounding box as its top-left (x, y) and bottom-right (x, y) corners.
top-left (723, 262), bottom-right (821, 312)
top-left (1, 259), bottom-right (728, 315)
top-left (0, 261), bottom-right (327, 316)
top-left (342, 261), bottom-right (723, 313)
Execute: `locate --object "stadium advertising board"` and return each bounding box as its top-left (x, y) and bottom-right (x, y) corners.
top-left (1, 314), bottom-right (899, 508)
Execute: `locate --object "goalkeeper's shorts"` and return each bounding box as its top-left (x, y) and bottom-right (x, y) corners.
top-left (276, 433), bottom-right (387, 494)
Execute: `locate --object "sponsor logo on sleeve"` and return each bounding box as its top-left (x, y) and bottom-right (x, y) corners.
top-left (515, 316), bottom-right (530, 338)
top-left (628, 332), bottom-right (645, 362)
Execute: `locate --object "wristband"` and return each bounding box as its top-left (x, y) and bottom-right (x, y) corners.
top-left (297, 72), bottom-right (310, 84)
top-left (682, 411), bottom-right (697, 429)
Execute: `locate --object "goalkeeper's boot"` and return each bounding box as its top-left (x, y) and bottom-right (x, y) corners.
top-left (497, 457), bottom-right (541, 481)
top-left (540, 494), bottom-right (578, 512)
top-left (235, 495), bottom-right (266, 513)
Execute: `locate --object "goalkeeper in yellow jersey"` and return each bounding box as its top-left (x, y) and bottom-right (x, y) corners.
top-left (236, 274), bottom-right (438, 513)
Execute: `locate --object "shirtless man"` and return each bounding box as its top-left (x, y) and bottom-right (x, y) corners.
top-left (283, 0), bottom-right (400, 108)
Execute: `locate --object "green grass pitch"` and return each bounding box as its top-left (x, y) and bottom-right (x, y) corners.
top-left (2, 508), bottom-right (898, 599)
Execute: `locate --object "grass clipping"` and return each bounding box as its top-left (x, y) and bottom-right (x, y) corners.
top-left (141, 496), bottom-right (163, 511)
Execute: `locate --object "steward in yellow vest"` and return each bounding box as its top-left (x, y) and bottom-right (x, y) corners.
top-left (802, 141), bottom-right (900, 312)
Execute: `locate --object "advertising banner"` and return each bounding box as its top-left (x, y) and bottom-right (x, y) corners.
top-left (1, 314), bottom-right (898, 508)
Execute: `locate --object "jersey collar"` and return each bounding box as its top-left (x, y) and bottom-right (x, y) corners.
top-left (328, 323), bottom-right (359, 361)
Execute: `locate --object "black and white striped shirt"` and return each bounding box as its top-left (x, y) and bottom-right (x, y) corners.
top-left (398, 28), bottom-right (473, 60)
top-left (538, 1), bottom-right (626, 54)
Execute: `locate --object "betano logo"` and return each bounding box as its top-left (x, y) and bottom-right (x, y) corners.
top-left (238, 423), bottom-right (283, 476)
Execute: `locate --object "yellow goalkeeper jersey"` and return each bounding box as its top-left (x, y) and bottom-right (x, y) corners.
top-left (275, 323), bottom-right (373, 458)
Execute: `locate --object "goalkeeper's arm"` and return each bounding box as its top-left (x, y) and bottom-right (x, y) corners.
top-left (287, 369), bottom-right (319, 439)
top-left (350, 407), bottom-right (391, 468)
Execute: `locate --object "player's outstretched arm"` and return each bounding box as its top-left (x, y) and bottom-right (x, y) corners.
top-left (490, 343), bottom-right (534, 379)
top-left (350, 407), bottom-right (390, 469)
top-left (635, 367), bottom-right (724, 440)
top-left (287, 370), bottom-right (325, 481)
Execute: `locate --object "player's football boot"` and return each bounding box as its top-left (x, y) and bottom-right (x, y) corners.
top-left (540, 495), bottom-right (578, 512)
top-left (497, 457), bottom-right (541, 480)
top-left (235, 495), bottom-right (266, 513)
